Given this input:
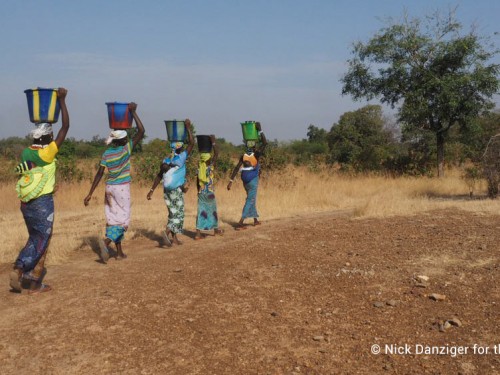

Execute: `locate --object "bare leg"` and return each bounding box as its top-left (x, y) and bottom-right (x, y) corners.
top-left (172, 233), bottom-right (182, 245)
top-left (161, 227), bottom-right (172, 247)
top-left (116, 242), bottom-right (127, 259)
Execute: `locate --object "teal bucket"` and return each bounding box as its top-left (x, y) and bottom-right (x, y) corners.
top-left (165, 120), bottom-right (187, 142)
top-left (241, 121), bottom-right (259, 141)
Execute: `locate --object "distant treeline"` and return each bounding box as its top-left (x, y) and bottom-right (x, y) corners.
top-left (1, 105), bottom-right (499, 185)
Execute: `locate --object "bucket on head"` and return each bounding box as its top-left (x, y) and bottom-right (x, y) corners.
top-left (241, 121), bottom-right (259, 141)
top-left (24, 88), bottom-right (60, 124)
top-left (196, 135), bottom-right (212, 153)
top-left (165, 120), bottom-right (187, 142)
top-left (105, 102), bottom-right (133, 129)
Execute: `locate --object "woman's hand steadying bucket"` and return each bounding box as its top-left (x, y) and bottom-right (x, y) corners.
top-left (128, 102), bottom-right (137, 112)
top-left (57, 87), bottom-right (67, 99)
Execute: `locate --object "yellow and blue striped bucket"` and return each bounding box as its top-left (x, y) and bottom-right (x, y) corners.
top-left (24, 88), bottom-right (60, 124)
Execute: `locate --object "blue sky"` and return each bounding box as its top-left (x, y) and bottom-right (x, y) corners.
top-left (1, 0), bottom-right (499, 143)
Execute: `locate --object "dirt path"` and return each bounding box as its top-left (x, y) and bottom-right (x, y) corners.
top-left (0, 209), bottom-right (499, 374)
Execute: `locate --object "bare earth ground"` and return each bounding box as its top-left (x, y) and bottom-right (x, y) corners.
top-left (0, 209), bottom-right (499, 374)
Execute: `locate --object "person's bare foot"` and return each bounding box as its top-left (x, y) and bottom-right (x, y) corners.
top-left (194, 232), bottom-right (204, 240)
top-left (116, 252), bottom-right (127, 260)
top-left (254, 219), bottom-right (261, 226)
top-left (214, 228), bottom-right (224, 236)
top-left (9, 269), bottom-right (23, 292)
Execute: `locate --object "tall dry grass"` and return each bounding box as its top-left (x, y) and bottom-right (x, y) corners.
top-left (1, 167), bottom-right (498, 266)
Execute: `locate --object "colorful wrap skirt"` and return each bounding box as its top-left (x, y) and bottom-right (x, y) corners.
top-left (196, 191), bottom-right (219, 231)
top-left (164, 187), bottom-right (185, 234)
top-left (242, 176), bottom-right (259, 219)
top-left (105, 183), bottom-right (130, 243)
top-left (15, 194), bottom-right (54, 282)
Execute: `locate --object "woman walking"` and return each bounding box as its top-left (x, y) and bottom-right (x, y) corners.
top-left (147, 120), bottom-right (194, 246)
top-left (10, 88), bottom-right (70, 293)
top-left (227, 122), bottom-right (267, 230)
top-left (84, 102), bottom-right (145, 262)
top-left (195, 135), bottom-right (224, 240)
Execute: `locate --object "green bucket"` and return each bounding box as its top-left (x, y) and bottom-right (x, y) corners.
top-left (241, 121), bottom-right (259, 141)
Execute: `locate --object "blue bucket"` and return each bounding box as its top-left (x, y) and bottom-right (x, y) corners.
top-left (105, 102), bottom-right (132, 129)
top-left (165, 120), bottom-right (187, 142)
top-left (24, 88), bottom-right (60, 124)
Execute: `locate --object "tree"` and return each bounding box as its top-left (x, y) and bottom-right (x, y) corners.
top-left (341, 9), bottom-right (499, 177)
top-left (306, 125), bottom-right (328, 143)
top-left (327, 105), bottom-right (395, 171)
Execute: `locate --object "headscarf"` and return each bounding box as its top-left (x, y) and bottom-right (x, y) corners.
top-left (169, 142), bottom-right (184, 158)
top-left (105, 130), bottom-right (128, 145)
top-left (30, 123), bottom-right (53, 139)
top-left (198, 152), bottom-right (212, 187)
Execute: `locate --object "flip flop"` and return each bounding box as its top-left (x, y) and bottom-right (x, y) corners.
top-left (27, 283), bottom-right (52, 295)
top-left (161, 230), bottom-right (172, 247)
top-left (98, 239), bottom-right (110, 263)
top-left (9, 270), bottom-right (22, 292)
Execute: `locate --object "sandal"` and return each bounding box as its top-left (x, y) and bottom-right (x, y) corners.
top-left (28, 283), bottom-right (52, 295)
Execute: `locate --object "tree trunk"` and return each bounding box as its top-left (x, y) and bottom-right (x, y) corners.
top-left (436, 131), bottom-right (445, 178)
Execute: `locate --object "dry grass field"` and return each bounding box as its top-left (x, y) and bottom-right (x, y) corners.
top-left (0, 167), bottom-right (498, 266)
top-left (1, 168), bottom-right (499, 374)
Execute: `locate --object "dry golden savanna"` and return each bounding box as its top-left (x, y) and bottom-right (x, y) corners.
top-left (0, 167), bottom-right (498, 266)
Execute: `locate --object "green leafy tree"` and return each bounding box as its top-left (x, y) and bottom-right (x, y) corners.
top-left (341, 9), bottom-right (500, 176)
top-left (306, 125), bottom-right (328, 143)
top-left (327, 105), bottom-right (395, 171)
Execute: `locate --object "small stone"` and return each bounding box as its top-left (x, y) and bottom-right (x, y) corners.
top-left (313, 335), bottom-right (324, 341)
top-left (429, 293), bottom-right (446, 301)
top-left (271, 311), bottom-right (279, 317)
top-left (186, 318), bottom-right (194, 323)
top-left (386, 300), bottom-right (399, 307)
top-left (415, 282), bottom-right (428, 288)
top-left (416, 275), bottom-right (429, 283)
top-left (319, 349), bottom-right (328, 353)
top-left (448, 317), bottom-right (463, 327)
top-left (373, 301), bottom-right (385, 308)
top-left (439, 321), bottom-right (452, 332)
top-left (173, 269), bottom-right (183, 273)
top-left (345, 262), bottom-right (351, 267)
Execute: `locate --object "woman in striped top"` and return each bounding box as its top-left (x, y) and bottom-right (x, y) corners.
top-left (84, 102), bottom-right (145, 262)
